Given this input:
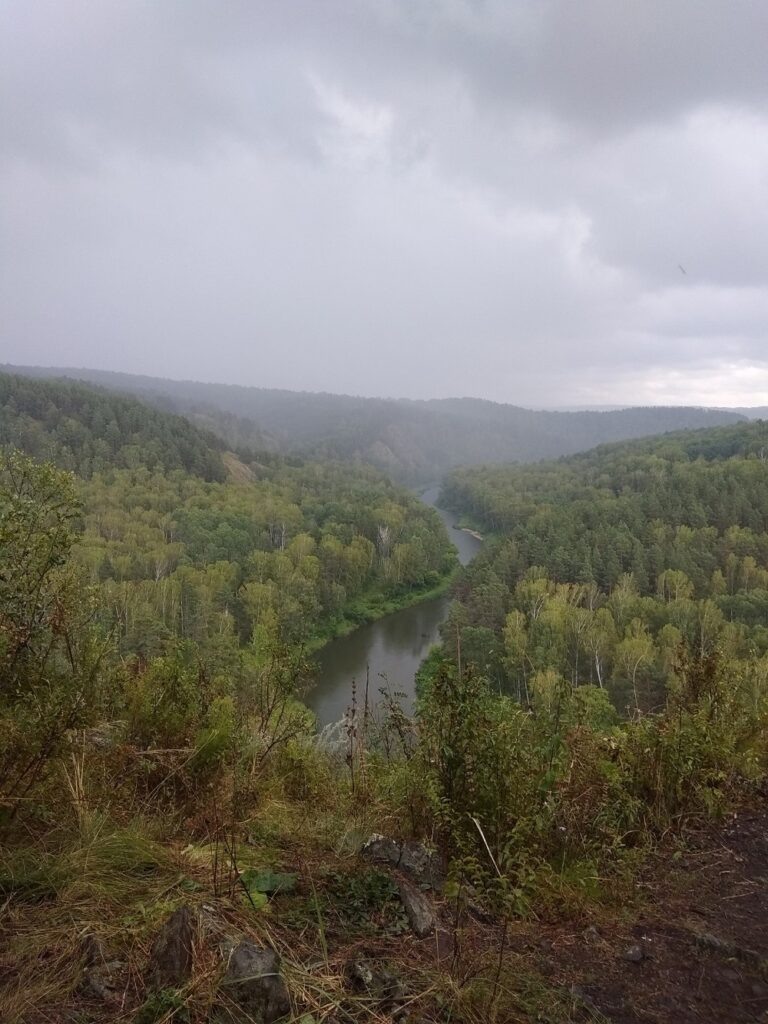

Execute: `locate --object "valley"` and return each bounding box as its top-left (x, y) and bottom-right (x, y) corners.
top-left (1, 369), bottom-right (767, 1024)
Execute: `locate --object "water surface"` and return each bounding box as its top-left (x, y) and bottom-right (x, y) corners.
top-left (306, 487), bottom-right (481, 725)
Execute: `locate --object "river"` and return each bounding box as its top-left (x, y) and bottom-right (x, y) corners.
top-left (305, 486), bottom-right (482, 726)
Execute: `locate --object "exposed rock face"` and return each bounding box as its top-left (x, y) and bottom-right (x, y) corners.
top-left (397, 878), bottom-right (436, 938)
top-left (361, 834), bottom-right (443, 889)
top-left (217, 940), bottom-right (290, 1023)
top-left (361, 834), bottom-right (401, 866)
top-left (148, 906), bottom-right (195, 989)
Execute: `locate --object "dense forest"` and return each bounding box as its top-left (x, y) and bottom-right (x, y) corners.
top-left (375, 422), bottom-right (768, 964)
top-left (438, 421), bottom-right (768, 708)
top-left (1, 375), bottom-right (767, 1022)
top-left (0, 373), bottom-right (456, 658)
top-left (3, 364), bottom-right (745, 483)
top-left (0, 372), bottom-right (227, 481)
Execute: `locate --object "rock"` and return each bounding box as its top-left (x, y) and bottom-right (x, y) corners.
top-left (81, 721), bottom-right (126, 749)
top-left (361, 834), bottom-right (402, 868)
top-left (346, 959), bottom-right (405, 1014)
top-left (694, 931), bottom-right (761, 966)
top-left (80, 931), bottom-right (106, 967)
top-left (84, 960), bottom-right (126, 1004)
top-left (218, 940), bottom-right (290, 1023)
top-left (622, 943), bottom-right (645, 963)
top-left (148, 906), bottom-right (195, 990)
top-left (397, 878), bottom-right (436, 938)
top-left (582, 925), bottom-right (600, 943)
top-left (80, 932), bottom-right (123, 1004)
top-left (360, 834), bottom-right (443, 889)
top-left (399, 840), bottom-right (443, 887)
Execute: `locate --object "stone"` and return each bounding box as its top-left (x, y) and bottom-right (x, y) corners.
top-left (148, 907), bottom-right (195, 990)
top-left (399, 840), bottom-right (443, 887)
top-left (346, 959), bottom-right (405, 1013)
top-left (695, 931), bottom-right (761, 966)
top-left (84, 960), bottom-right (126, 1004)
top-left (360, 834), bottom-right (443, 889)
top-left (622, 944), bottom-right (645, 963)
top-left (582, 925), bottom-right (601, 943)
top-left (360, 834), bottom-right (401, 868)
top-left (81, 721), bottom-right (126, 749)
top-left (80, 931), bottom-right (106, 967)
top-left (218, 940), bottom-right (290, 1023)
top-left (397, 878), bottom-right (436, 938)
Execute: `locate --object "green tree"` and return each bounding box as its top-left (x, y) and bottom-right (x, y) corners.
top-left (0, 452), bottom-right (109, 814)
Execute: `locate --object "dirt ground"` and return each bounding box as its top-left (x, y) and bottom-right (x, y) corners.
top-left (2, 800), bottom-right (765, 1022)
top-left (526, 802), bottom-right (768, 1023)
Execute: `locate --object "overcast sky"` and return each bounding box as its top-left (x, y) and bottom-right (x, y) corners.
top-left (2, 2), bottom-right (767, 407)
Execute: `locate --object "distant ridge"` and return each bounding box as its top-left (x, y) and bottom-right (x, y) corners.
top-left (3, 365), bottom-right (747, 484)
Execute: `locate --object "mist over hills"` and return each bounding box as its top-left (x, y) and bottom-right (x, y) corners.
top-left (3, 365), bottom-right (747, 483)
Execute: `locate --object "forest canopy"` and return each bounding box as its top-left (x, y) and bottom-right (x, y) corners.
top-left (438, 420), bottom-right (768, 711)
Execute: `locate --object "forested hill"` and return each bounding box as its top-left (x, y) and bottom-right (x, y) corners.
top-left (2, 364), bottom-right (745, 483)
top-left (0, 372), bottom-right (227, 481)
top-left (438, 418), bottom-right (768, 709)
top-left (442, 417), bottom-right (768, 540)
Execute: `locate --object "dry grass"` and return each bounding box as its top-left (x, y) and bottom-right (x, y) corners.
top-left (0, 736), bottom-right (576, 1024)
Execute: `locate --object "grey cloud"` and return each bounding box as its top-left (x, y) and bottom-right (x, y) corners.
top-left (1, 1), bottom-right (767, 406)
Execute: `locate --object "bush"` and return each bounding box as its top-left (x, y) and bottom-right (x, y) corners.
top-left (0, 451), bottom-right (109, 816)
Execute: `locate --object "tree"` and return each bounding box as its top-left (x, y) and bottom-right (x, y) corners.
top-left (0, 451), bottom-right (109, 813)
top-left (613, 619), bottom-right (656, 714)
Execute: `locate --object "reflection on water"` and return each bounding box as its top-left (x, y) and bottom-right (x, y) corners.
top-left (306, 487), bottom-right (481, 726)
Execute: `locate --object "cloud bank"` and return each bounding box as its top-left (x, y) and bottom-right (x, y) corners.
top-left (2, 1), bottom-right (767, 405)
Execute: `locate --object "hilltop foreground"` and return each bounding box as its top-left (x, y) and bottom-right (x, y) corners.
top-left (1, 375), bottom-right (766, 1022)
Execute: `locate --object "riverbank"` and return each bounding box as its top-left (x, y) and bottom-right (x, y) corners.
top-left (304, 572), bottom-right (455, 656)
top-left (305, 488), bottom-right (483, 724)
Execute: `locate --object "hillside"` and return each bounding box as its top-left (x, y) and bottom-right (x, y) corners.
top-left (0, 372), bottom-right (228, 482)
top-left (2, 412), bottom-right (766, 1022)
top-left (2, 365), bottom-right (746, 483)
top-left (438, 418), bottom-right (768, 704)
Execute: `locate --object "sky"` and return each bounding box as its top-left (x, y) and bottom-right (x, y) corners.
top-left (2, 1), bottom-right (767, 408)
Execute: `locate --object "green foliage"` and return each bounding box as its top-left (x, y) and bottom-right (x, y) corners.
top-left (135, 989), bottom-right (189, 1024)
top-left (0, 451), bottom-right (109, 813)
top-left (419, 646), bottom-right (763, 914)
top-left (7, 364), bottom-right (743, 484)
top-left (75, 460), bottom-right (454, 656)
top-left (439, 423), bottom-right (768, 713)
top-left (125, 648), bottom-right (205, 749)
top-left (238, 876), bottom-right (269, 911)
top-left (239, 867), bottom-right (297, 895)
top-left (0, 372), bottom-right (226, 481)
top-left (321, 869), bottom-right (409, 936)
top-left (421, 425), bottom-right (768, 908)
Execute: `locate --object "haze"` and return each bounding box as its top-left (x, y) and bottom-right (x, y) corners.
top-left (2, 1), bottom-right (767, 407)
